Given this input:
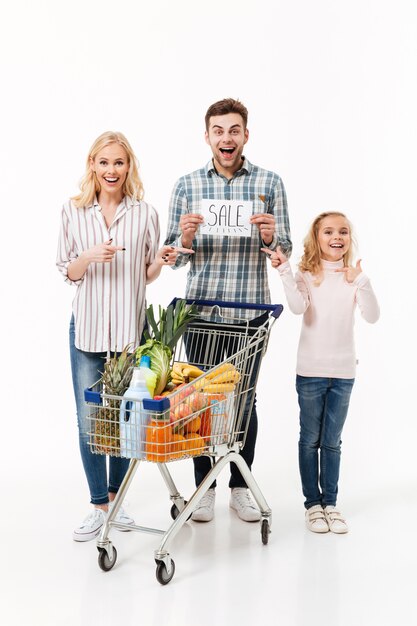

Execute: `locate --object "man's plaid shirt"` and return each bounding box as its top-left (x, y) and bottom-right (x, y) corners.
top-left (165, 158), bottom-right (292, 322)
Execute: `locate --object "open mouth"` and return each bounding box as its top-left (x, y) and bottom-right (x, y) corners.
top-left (330, 243), bottom-right (343, 248)
top-left (219, 148), bottom-right (236, 155)
top-left (104, 177), bottom-right (119, 183)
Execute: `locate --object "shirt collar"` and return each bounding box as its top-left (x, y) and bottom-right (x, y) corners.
top-left (322, 259), bottom-right (344, 270)
top-left (88, 195), bottom-right (137, 210)
top-left (205, 156), bottom-right (252, 178)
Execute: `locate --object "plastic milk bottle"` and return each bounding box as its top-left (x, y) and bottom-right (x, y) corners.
top-left (119, 367), bottom-right (152, 459)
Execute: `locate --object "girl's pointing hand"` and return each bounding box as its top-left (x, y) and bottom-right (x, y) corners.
top-left (335, 259), bottom-right (363, 283)
top-left (261, 246), bottom-right (288, 268)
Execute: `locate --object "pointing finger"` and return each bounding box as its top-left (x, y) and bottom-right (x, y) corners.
top-left (174, 247), bottom-right (195, 254)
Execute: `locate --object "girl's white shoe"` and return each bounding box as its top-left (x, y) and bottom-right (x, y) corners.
top-left (305, 505), bottom-right (329, 533)
top-left (324, 505), bottom-right (349, 534)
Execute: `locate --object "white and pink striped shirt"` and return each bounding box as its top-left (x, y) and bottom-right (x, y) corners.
top-left (56, 196), bottom-right (160, 352)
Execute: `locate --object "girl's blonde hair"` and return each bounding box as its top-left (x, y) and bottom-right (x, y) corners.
top-left (299, 211), bottom-right (355, 284)
top-left (72, 131), bottom-right (144, 208)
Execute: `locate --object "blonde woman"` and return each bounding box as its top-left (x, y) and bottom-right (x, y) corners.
top-left (57, 131), bottom-right (192, 541)
top-left (263, 212), bottom-right (379, 534)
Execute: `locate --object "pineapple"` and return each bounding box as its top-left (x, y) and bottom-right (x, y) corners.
top-left (144, 299), bottom-right (198, 351)
top-left (94, 345), bottom-right (136, 454)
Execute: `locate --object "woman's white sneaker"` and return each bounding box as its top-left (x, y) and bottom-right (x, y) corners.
top-left (305, 505), bottom-right (329, 533)
top-left (73, 508), bottom-right (106, 542)
top-left (324, 506), bottom-right (349, 534)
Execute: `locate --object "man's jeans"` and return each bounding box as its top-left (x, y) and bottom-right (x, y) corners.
top-left (69, 317), bottom-right (130, 505)
top-left (296, 375), bottom-right (354, 509)
top-left (185, 313), bottom-right (268, 489)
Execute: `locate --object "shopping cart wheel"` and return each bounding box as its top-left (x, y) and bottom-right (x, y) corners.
top-left (97, 546), bottom-right (117, 572)
top-left (170, 501), bottom-right (191, 522)
top-left (261, 519), bottom-right (270, 545)
top-left (155, 559), bottom-right (176, 585)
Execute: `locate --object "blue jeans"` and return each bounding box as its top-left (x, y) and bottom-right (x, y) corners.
top-left (296, 375), bottom-right (354, 509)
top-left (69, 317), bottom-right (130, 505)
top-left (185, 313), bottom-right (268, 489)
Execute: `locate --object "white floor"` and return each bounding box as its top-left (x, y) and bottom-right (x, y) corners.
top-left (4, 439), bottom-right (416, 626)
top-left (4, 342), bottom-right (415, 626)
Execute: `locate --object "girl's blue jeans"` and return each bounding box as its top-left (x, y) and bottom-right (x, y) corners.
top-left (69, 317), bottom-right (130, 505)
top-left (296, 375), bottom-right (354, 510)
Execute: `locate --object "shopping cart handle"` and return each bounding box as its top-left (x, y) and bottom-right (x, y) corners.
top-left (85, 387), bottom-right (101, 404)
top-left (83, 387), bottom-right (170, 411)
top-left (171, 298), bottom-right (283, 319)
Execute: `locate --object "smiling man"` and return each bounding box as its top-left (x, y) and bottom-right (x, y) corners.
top-left (165, 98), bottom-right (292, 523)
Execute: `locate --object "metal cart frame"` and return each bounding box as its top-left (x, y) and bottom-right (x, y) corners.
top-left (85, 299), bottom-right (283, 584)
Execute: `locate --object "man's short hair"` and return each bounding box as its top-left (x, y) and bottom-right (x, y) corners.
top-left (205, 98), bottom-right (248, 130)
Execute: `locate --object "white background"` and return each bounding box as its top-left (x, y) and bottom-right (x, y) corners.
top-left (1, 1), bottom-right (416, 625)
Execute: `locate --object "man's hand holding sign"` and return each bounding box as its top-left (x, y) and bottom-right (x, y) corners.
top-left (250, 213), bottom-right (276, 245)
top-left (180, 213), bottom-right (204, 248)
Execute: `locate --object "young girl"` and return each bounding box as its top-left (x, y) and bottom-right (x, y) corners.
top-left (262, 212), bottom-right (379, 534)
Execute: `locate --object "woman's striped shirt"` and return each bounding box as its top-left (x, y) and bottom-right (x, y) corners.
top-left (56, 196), bottom-right (159, 352)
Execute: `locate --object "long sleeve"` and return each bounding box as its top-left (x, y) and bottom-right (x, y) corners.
top-left (56, 204), bottom-right (84, 286)
top-left (269, 178), bottom-right (292, 256)
top-left (145, 205), bottom-right (161, 265)
top-left (353, 273), bottom-right (380, 324)
top-left (277, 261), bottom-right (309, 314)
top-left (164, 180), bottom-right (193, 269)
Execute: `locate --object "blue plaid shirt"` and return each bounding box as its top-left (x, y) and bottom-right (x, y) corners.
top-left (165, 158), bottom-right (292, 322)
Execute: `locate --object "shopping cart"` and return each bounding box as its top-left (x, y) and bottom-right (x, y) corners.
top-left (85, 299), bottom-right (283, 584)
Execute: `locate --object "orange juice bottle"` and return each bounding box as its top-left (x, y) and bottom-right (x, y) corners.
top-left (199, 402), bottom-right (212, 438)
top-left (206, 393), bottom-right (227, 444)
top-left (146, 413), bottom-right (172, 462)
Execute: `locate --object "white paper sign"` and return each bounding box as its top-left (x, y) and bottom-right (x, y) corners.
top-left (199, 199), bottom-right (252, 237)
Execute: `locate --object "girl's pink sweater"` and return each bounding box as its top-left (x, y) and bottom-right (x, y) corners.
top-left (278, 259), bottom-right (380, 378)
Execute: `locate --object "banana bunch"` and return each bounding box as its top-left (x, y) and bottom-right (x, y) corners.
top-left (171, 362), bottom-right (205, 385)
top-left (171, 361), bottom-right (241, 393)
top-left (200, 363), bottom-right (241, 393)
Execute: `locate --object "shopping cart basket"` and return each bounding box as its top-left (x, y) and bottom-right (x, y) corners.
top-left (85, 299), bottom-right (283, 584)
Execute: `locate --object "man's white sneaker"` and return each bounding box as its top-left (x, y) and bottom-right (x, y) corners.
top-left (305, 505), bottom-right (329, 533)
top-left (73, 508), bottom-right (106, 542)
top-left (191, 489), bottom-right (216, 522)
top-left (109, 502), bottom-right (135, 531)
top-left (324, 506), bottom-right (349, 534)
top-left (230, 488), bottom-right (261, 522)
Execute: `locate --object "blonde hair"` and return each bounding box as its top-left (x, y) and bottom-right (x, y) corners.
top-left (72, 131), bottom-right (144, 208)
top-left (299, 211), bottom-right (355, 285)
